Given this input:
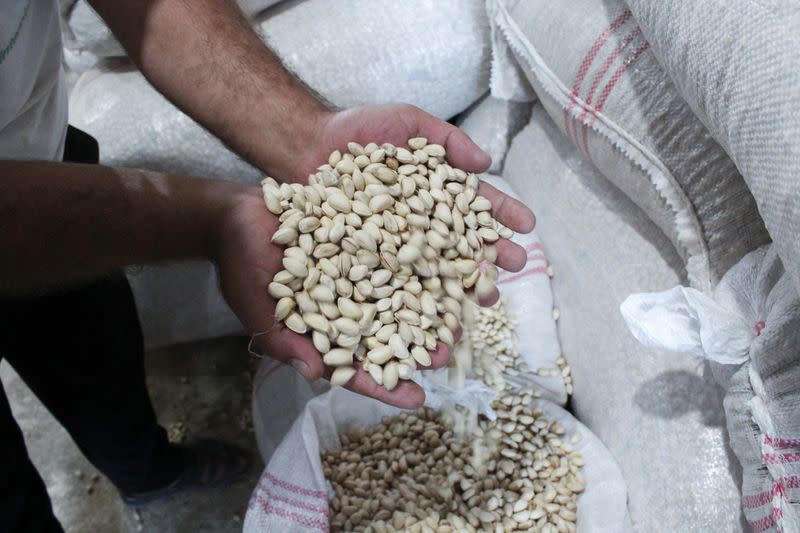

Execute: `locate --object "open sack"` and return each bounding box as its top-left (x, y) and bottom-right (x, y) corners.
top-left (245, 382), bottom-right (628, 533)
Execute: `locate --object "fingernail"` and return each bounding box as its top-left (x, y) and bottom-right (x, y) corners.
top-left (289, 358), bottom-right (310, 378)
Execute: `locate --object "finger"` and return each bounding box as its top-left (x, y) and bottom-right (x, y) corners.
top-left (427, 341), bottom-right (450, 369)
top-left (477, 285), bottom-right (501, 307)
top-left (478, 181), bottom-right (536, 233)
top-left (256, 323), bottom-right (326, 380)
top-left (493, 238), bottom-right (527, 273)
top-left (438, 127), bottom-right (492, 174)
top-left (329, 363), bottom-right (426, 409)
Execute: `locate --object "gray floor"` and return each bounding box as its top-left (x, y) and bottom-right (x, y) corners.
top-left (1, 336), bottom-right (263, 533)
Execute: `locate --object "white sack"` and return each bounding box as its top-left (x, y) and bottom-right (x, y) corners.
top-left (455, 94), bottom-right (533, 174)
top-left (63, 0), bottom-right (285, 66)
top-left (503, 106), bottom-right (744, 531)
top-left (486, 0), bottom-right (769, 294)
top-left (621, 245), bottom-right (800, 532)
top-left (624, 0), bottom-right (800, 295)
top-left (245, 384), bottom-right (628, 533)
top-left (255, 0), bottom-right (490, 120)
top-left (481, 175), bottom-right (565, 404)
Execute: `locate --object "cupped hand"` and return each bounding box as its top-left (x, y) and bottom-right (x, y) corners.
top-left (225, 104), bottom-right (536, 408)
top-left (215, 189), bottom-right (457, 408)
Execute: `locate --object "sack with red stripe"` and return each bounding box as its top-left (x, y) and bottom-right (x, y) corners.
top-left (244, 384), bottom-right (629, 533)
top-left (622, 245), bottom-right (800, 532)
top-left (505, 106), bottom-right (744, 531)
top-left (486, 0), bottom-right (770, 295)
top-left (481, 175), bottom-right (567, 405)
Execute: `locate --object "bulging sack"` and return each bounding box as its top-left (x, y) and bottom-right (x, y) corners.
top-left (481, 175), bottom-right (565, 405)
top-left (255, 0), bottom-right (490, 120)
top-left (503, 106), bottom-right (743, 531)
top-left (622, 245), bottom-right (800, 532)
top-left (486, 0), bottom-right (769, 293)
top-left (245, 385), bottom-right (628, 533)
top-left (624, 0), bottom-right (800, 295)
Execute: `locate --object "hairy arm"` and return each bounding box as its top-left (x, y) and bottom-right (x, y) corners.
top-left (0, 160), bottom-right (248, 293)
top-left (88, 0), bottom-right (331, 180)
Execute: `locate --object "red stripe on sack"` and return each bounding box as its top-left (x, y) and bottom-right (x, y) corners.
top-left (563, 10), bottom-right (632, 145)
top-left (742, 477), bottom-right (800, 510)
top-left (750, 513), bottom-right (775, 533)
top-left (578, 26), bottom-right (643, 155)
top-left (764, 435), bottom-right (800, 449)
top-left (496, 266), bottom-right (549, 285)
top-left (524, 242), bottom-right (543, 254)
top-left (742, 489), bottom-right (775, 509)
top-left (264, 472), bottom-right (328, 500)
top-left (764, 452), bottom-right (800, 464)
top-left (251, 494), bottom-right (328, 533)
top-left (498, 254), bottom-right (547, 280)
top-left (588, 42), bottom-right (651, 127)
top-left (786, 477), bottom-right (800, 489)
top-left (257, 484), bottom-right (330, 515)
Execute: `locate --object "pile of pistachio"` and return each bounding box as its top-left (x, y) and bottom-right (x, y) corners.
top-left (323, 389), bottom-right (585, 533)
top-left (263, 138), bottom-right (511, 390)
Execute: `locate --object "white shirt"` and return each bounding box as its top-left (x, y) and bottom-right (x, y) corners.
top-left (0, 0), bottom-right (67, 161)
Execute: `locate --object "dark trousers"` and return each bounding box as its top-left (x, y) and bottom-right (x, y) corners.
top-left (0, 128), bottom-right (180, 533)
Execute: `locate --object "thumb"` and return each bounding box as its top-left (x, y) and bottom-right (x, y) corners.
top-left (254, 326), bottom-right (325, 381)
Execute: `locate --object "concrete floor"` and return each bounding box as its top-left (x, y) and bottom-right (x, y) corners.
top-left (1, 336), bottom-right (263, 533)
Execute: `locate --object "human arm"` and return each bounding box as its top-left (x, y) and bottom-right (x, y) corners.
top-left (87, 0), bottom-right (328, 181)
top-left (0, 160), bottom-right (243, 292)
top-left (0, 161), bottom-right (452, 407)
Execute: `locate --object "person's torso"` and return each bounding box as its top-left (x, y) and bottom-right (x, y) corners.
top-left (0, 0), bottom-right (67, 161)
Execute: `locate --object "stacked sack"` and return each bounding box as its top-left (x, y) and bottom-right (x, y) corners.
top-left (67, 0), bottom-right (491, 348)
top-left (503, 106), bottom-right (745, 531)
top-left (485, 0), bottom-right (781, 527)
top-left (60, 0), bottom-right (286, 72)
top-left (624, 1), bottom-right (800, 296)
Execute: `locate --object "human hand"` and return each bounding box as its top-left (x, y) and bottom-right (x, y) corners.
top-left (297, 104), bottom-right (537, 304)
top-left (213, 189), bottom-right (459, 408)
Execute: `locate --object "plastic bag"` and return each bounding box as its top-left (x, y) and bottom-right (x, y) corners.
top-left (621, 245), bottom-right (800, 532)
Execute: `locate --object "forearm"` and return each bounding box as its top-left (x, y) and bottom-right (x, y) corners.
top-left (0, 160), bottom-right (249, 292)
top-left (90, 0), bottom-right (330, 181)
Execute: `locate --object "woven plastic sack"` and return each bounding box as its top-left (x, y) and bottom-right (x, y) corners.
top-left (62, 0), bottom-right (285, 69)
top-left (503, 106), bottom-right (744, 531)
top-left (486, 0), bottom-right (769, 294)
top-left (623, 1), bottom-right (800, 296)
top-left (481, 175), bottom-right (565, 404)
top-left (621, 244), bottom-right (800, 532)
top-left (454, 94), bottom-right (533, 174)
top-left (245, 383), bottom-right (628, 533)
top-left (255, 0), bottom-right (489, 121)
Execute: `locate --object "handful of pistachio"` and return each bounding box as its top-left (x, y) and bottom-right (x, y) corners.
top-left (262, 138), bottom-right (510, 390)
